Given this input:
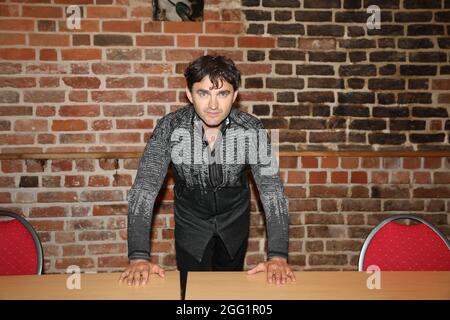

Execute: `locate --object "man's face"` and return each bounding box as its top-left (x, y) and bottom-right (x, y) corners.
top-left (186, 76), bottom-right (238, 130)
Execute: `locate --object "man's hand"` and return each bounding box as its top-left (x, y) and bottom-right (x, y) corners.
top-left (247, 256), bottom-right (296, 285)
top-left (119, 259), bottom-right (165, 286)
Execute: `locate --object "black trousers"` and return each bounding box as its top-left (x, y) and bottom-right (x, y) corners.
top-left (176, 235), bottom-right (247, 272)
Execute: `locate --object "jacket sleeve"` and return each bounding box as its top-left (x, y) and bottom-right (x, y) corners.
top-left (249, 120), bottom-right (290, 260)
top-left (127, 117), bottom-right (171, 261)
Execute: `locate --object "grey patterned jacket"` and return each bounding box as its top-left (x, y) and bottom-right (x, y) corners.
top-left (127, 104), bottom-right (290, 263)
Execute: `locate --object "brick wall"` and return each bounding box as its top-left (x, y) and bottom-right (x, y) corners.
top-left (0, 0), bottom-right (449, 273)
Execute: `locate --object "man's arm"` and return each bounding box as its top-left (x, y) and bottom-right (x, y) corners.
top-left (127, 117), bottom-right (172, 261)
top-left (249, 121), bottom-right (289, 260)
top-left (247, 119), bottom-right (295, 285)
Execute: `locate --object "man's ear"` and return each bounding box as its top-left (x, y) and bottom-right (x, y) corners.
top-left (185, 86), bottom-right (193, 104)
top-left (232, 90), bottom-right (239, 103)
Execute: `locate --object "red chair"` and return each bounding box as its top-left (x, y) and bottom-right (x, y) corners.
top-left (358, 214), bottom-right (450, 271)
top-left (0, 210), bottom-right (43, 275)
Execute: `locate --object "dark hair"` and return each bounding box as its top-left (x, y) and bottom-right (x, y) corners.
top-left (184, 55), bottom-right (241, 92)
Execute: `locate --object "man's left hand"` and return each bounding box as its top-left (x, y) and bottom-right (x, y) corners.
top-left (247, 257), bottom-right (296, 285)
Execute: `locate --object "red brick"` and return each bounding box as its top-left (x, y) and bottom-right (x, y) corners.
top-left (55, 232), bottom-right (76, 244)
top-left (331, 172), bottom-right (347, 183)
top-left (64, 175), bottom-right (85, 187)
top-left (88, 243), bottom-right (126, 255)
top-left (424, 157), bottom-right (441, 169)
top-left (309, 171), bottom-right (327, 184)
top-left (432, 79), bottom-right (450, 90)
top-left (298, 38), bottom-right (336, 50)
top-left (92, 90), bottom-right (131, 102)
top-left (351, 171), bottom-right (367, 184)
top-left (237, 63), bottom-right (272, 75)
top-left (0, 192), bottom-right (12, 203)
top-left (403, 157), bottom-right (421, 169)
top-left (321, 157), bottom-right (338, 168)
top-left (239, 91), bottom-right (274, 101)
top-left (29, 34), bottom-right (70, 46)
top-left (0, 134), bottom-right (34, 145)
top-left (51, 160), bottom-right (72, 172)
top-left (30, 207), bottom-right (66, 218)
top-left (14, 119), bottom-right (48, 132)
top-left (0, 106), bottom-right (32, 116)
top-left (136, 35), bottom-right (174, 46)
top-left (116, 119), bottom-right (153, 129)
top-left (391, 172), bottom-right (410, 184)
top-left (287, 171), bottom-right (305, 183)
top-left (134, 63), bottom-right (172, 74)
top-left (204, 10), bottom-right (220, 21)
top-left (31, 220), bottom-right (65, 231)
top-left (165, 49), bottom-right (204, 61)
top-left (68, 91), bottom-right (88, 102)
top-left (371, 171), bottom-right (389, 184)
top-left (199, 36), bottom-right (235, 47)
top-left (62, 49), bottom-right (101, 60)
top-left (0, 19), bottom-right (34, 31)
top-left (87, 6), bottom-right (127, 18)
top-left (55, 258), bottom-right (94, 269)
top-left (88, 175), bottom-right (110, 187)
top-left (22, 6), bottom-right (62, 18)
top-left (0, 77), bottom-right (36, 89)
top-left (39, 77), bottom-right (59, 88)
top-left (63, 77), bottom-right (101, 89)
top-left (93, 204), bottom-right (127, 216)
top-left (91, 120), bottom-right (112, 131)
top-left (132, 6), bottom-right (152, 18)
top-left (361, 157), bottom-right (380, 168)
top-left (62, 244), bottom-right (86, 256)
top-left (24, 90), bottom-right (64, 103)
top-left (92, 63), bottom-right (131, 74)
top-left (434, 172), bottom-right (450, 184)
top-left (413, 187), bottom-right (450, 198)
top-left (80, 190), bottom-right (123, 202)
top-left (310, 186), bottom-right (348, 198)
top-left (177, 35), bottom-right (196, 47)
top-left (106, 77), bottom-right (144, 88)
top-left (59, 105), bottom-right (100, 117)
top-left (99, 132), bottom-right (140, 144)
top-left (279, 156), bottom-right (298, 168)
top-left (301, 157), bottom-right (318, 168)
top-left (414, 172), bottom-right (431, 184)
top-left (164, 21), bottom-right (202, 33)
top-left (0, 33), bottom-right (26, 45)
top-left (341, 157), bottom-right (359, 169)
top-left (238, 36), bottom-right (276, 48)
top-left (143, 21), bottom-right (162, 32)
top-left (98, 256), bottom-right (127, 268)
top-left (52, 120), bottom-right (87, 131)
top-left (112, 174), bottom-right (132, 187)
top-left (206, 22), bottom-right (243, 34)
top-left (136, 91), bottom-right (176, 102)
top-left (37, 192), bottom-right (78, 202)
top-left (60, 133), bottom-right (95, 144)
top-left (102, 20), bottom-right (141, 32)
top-left (0, 48), bottom-right (35, 60)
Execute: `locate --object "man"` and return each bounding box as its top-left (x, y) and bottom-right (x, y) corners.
top-left (120, 55), bottom-right (295, 286)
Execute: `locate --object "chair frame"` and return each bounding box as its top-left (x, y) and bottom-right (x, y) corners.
top-left (0, 210), bottom-right (44, 275)
top-left (358, 214), bottom-right (450, 272)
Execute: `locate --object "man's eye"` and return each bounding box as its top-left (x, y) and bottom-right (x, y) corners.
top-left (219, 92), bottom-right (229, 97)
top-left (198, 91), bottom-right (207, 97)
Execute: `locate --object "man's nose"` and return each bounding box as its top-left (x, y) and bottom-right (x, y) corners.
top-left (208, 96), bottom-right (219, 110)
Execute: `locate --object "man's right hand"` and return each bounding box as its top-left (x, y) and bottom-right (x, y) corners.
top-left (119, 259), bottom-right (165, 286)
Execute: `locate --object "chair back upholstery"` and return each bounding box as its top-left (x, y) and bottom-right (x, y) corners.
top-left (0, 210), bottom-right (43, 275)
top-left (359, 214), bottom-right (450, 271)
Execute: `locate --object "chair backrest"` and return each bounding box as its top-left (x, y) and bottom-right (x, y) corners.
top-left (0, 210), bottom-right (43, 275)
top-left (358, 214), bottom-right (450, 271)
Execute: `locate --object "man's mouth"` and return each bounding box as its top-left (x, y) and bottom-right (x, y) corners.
top-left (207, 112), bottom-right (220, 118)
